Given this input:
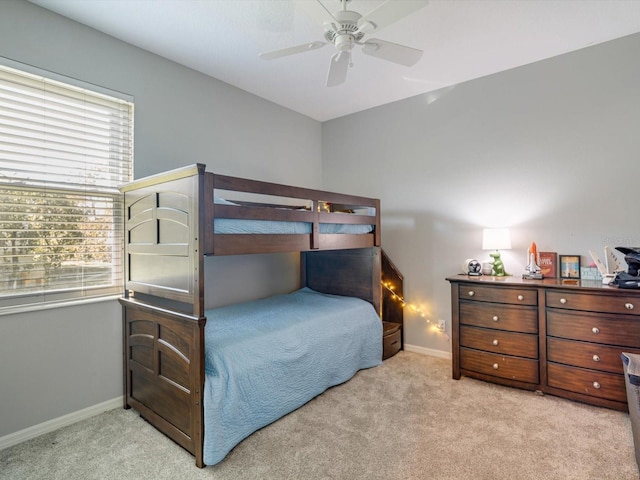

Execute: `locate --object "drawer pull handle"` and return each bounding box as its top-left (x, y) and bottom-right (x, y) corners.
top-left (517, 294), bottom-right (524, 301)
top-left (560, 298), bottom-right (567, 304)
top-left (592, 327), bottom-right (600, 334)
top-left (492, 363), bottom-right (499, 370)
top-left (592, 355), bottom-right (600, 362)
top-left (468, 291), bottom-right (475, 297)
top-left (492, 339), bottom-right (499, 346)
top-left (625, 303), bottom-right (634, 310)
top-left (593, 381), bottom-right (601, 389)
top-left (492, 315), bottom-right (499, 322)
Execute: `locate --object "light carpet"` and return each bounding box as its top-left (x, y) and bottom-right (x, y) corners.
top-left (1, 351), bottom-right (638, 479)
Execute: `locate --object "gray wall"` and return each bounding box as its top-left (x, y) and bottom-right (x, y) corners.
top-left (2, 0), bottom-right (639, 440)
top-left (0, 0), bottom-right (321, 437)
top-left (322, 32), bottom-right (640, 354)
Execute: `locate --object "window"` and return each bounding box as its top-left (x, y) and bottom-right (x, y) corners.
top-left (0, 61), bottom-right (133, 312)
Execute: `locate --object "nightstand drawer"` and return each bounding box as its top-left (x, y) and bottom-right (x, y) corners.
top-left (382, 322), bottom-right (401, 360)
top-left (547, 337), bottom-right (640, 374)
top-left (459, 284), bottom-right (537, 306)
top-left (460, 347), bottom-right (539, 384)
top-left (460, 302), bottom-right (538, 333)
top-left (460, 325), bottom-right (538, 359)
top-left (547, 310), bottom-right (640, 348)
top-left (547, 363), bottom-right (627, 403)
top-left (547, 290), bottom-right (639, 315)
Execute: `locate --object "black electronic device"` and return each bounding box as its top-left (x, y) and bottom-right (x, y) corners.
top-left (612, 247), bottom-right (640, 288)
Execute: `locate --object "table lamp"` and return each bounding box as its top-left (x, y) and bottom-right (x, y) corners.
top-left (482, 228), bottom-right (511, 276)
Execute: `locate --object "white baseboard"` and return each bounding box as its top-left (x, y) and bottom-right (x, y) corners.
top-left (404, 343), bottom-right (452, 360)
top-left (0, 396), bottom-right (122, 451)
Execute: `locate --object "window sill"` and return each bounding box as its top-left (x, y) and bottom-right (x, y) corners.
top-left (0, 294), bottom-right (122, 317)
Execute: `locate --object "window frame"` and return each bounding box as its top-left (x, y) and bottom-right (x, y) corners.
top-left (0, 58), bottom-right (133, 314)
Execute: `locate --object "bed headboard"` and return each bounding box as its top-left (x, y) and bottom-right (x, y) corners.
top-left (300, 247), bottom-right (382, 315)
top-left (120, 164), bottom-right (206, 315)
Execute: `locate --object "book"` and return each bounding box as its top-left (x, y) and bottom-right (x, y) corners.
top-left (539, 252), bottom-right (558, 278)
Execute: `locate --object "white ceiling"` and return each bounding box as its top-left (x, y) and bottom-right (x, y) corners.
top-left (29, 0), bottom-right (640, 122)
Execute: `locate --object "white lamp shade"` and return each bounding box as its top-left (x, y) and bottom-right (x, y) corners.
top-left (482, 228), bottom-right (512, 250)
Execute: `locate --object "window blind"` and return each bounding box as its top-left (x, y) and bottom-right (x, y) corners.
top-left (0, 63), bottom-right (133, 311)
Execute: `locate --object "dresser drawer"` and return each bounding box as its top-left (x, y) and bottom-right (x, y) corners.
top-left (547, 363), bottom-right (627, 403)
top-left (460, 325), bottom-right (538, 359)
top-left (460, 347), bottom-right (539, 384)
top-left (547, 337), bottom-right (640, 374)
top-left (546, 290), bottom-right (640, 314)
top-left (547, 309), bottom-right (640, 348)
top-left (460, 302), bottom-right (538, 333)
top-left (459, 284), bottom-right (537, 306)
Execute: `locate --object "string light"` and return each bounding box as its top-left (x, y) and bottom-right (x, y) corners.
top-left (381, 280), bottom-right (428, 320)
top-left (381, 281), bottom-right (448, 337)
top-left (380, 281), bottom-right (449, 338)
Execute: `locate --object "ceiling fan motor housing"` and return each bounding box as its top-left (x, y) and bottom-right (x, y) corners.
top-left (324, 9), bottom-right (364, 49)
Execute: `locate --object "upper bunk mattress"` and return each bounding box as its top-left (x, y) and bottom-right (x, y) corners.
top-left (213, 196), bottom-right (374, 234)
top-left (202, 287), bottom-right (382, 465)
top-left (214, 218), bottom-right (373, 234)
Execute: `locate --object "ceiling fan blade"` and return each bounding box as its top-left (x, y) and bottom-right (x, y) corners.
top-left (326, 51), bottom-right (350, 87)
top-left (357, 0), bottom-right (429, 34)
top-left (259, 41), bottom-right (326, 60)
top-left (362, 39), bottom-right (423, 66)
top-left (296, 0), bottom-right (338, 25)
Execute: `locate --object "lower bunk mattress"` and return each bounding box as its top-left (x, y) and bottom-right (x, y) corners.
top-left (203, 287), bottom-right (383, 465)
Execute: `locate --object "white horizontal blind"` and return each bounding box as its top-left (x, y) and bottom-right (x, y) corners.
top-left (0, 64), bottom-right (133, 311)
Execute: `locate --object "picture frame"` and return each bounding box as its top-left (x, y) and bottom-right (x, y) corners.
top-left (539, 252), bottom-right (558, 278)
top-left (559, 255), bottom-right (581, 279)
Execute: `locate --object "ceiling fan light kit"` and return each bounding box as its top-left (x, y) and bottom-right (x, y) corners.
top-left (259, 0), bottom-right (428, 86)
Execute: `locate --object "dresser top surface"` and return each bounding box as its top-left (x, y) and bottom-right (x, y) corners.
top-left (446, 274), bottom-right (640, 295)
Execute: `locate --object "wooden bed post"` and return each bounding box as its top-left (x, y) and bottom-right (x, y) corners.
top-left (311, 200), bottom-right (319, 250)
top-left (193, 164), bottom-right (206, 317)
top-left (374, 199), bottom-right (381, 247)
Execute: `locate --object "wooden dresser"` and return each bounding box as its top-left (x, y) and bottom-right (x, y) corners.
top-left (447, 275), bottom-right (640, 411)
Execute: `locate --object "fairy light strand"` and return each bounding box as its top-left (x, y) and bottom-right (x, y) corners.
top-left (382, 280), bottom-right (428, 321)
top-left (381, 280), bottom-right (448, 338)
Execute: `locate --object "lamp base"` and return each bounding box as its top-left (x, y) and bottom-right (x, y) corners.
top-left (522, 273), bottom-right (544, 280)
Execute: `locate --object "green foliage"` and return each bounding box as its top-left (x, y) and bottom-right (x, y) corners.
top-left (0, 186), bottom-right (115, 294)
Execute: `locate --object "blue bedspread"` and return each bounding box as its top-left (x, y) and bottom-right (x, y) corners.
top-left (202, 288), bottom-right (382, 465)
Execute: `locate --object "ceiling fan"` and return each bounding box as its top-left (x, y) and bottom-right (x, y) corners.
top-left (259, 0), bottom-right (429, 87)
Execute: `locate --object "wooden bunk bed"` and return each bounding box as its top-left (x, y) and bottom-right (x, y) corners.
top-left (119, 163), bottom-right (391, 467)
